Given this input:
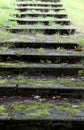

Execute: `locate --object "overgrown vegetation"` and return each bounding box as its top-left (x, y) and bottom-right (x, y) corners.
top-left (0, 100), bottom-right (84, 118)
top-left (0, 0), bottom-right (18, 41)
top-left (0, 0), bottom-right (18, 26)
top-left (62, 0), bottom-right (84, 33)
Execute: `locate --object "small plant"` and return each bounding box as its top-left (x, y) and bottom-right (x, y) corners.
top-left (17, 74), bottom-right (24, 80)
top-left (40, 60), bottom-right (45, 64)
top-left (35, 33), bottom-right (46, 42)
top-left (80, 60), bottom-right (84, 65)
top-left (78, 70), bottom-right (84, 77)
top-left (18, 49), bottom-right (24, 54)
top-left (38, 48), bottom-right (45, 54)
top-left (46, 60), bottom-right (52, 64)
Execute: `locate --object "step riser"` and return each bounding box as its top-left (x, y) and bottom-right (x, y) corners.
top-left (0, 119), bottom-right (84, 130)
top-left (9, 42), bottom-right (78, 49)
top-left (17, 8), bottom-right (65, 12)
top-left (0, 55), bottom-right (83, 63)
top-left (17, 4), bottom-right (63, 7)
top-left (16, 14), bottom-right (67, 18)
top-left (8, 28), bottom-right (75, 35)
top-left (1, 42), bottom-right (77, 49)
top-left (0, 85), bottom-right (84, 98)
top-left (0, 68), bottom-right (83, 76)
top-left (13, 20), bottom-right (70, 25)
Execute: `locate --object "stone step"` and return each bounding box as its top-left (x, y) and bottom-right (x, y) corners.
top-left (9, 18), bottom-right (70, 25)
top-left (0, 52), bottom-right (83, 62)
top-left (0, 62), bottom-right (83, 76)
top-left (0, 98), bottom-right (84, 129)
top-left (0, 41), bottom-right (78, 49)
top-left (17, 2), bottom-right (63, 7)
top-left (16, 6), bottom-right (65, 11)
top-left (14, 12), bottom-right (67, 18)
top-left (0, 81), bottom-right (84, 97)
top-left (7, 25), bottom-right (75, 35)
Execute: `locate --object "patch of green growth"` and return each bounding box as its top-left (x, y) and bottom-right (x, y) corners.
top-left (0, 47), bottom-right (8, 54)
top-left (38, 48), bottom-right (45, 54)
top-left (80, 102), bottom-right (84, 107)
top-left (48, 9), bottom-right (56, 14)
top-left (78, 39), bottom-right (84, 47)
top-left (49, 22), bottom-right (61, 28)
top-left (0, 62), bottom-right (30, 67)
top-left (28, 109), bottom-right (50, 118)
top-left (46, 60), bottom-right (52, 64)
top-left (56, 103), bottom-right (81, 115)
top-left (17, 74), bottom-right (25, 80)
top-left (0, 0), bottom-right (18, 27)
top-left (0, 62), bottom-right (16, 67)
top-left (40, 60), bottom-right (45, 64)
top-left (26, 9), bottom-right (41, 13)
top-left (35, 33), bottom-right (46, 42)
top-left (0, 29), bottom-right (12, 41)
top-left (78, 70), bottom-right (84, 77)
top-left (0, 105), bottom-right (8, 116)
top-left (62, 0), bottom-right (84, 32)
top-left (35, 22), bottom-right (44, 28)
top-left (80, 60), bottom-right (84, 65)
top-left (18, 49), bottom-right (25, 54)
top-left (18, 35), bottom-right (33, 42)
top-left (12, 101), bottom-right (54, 118)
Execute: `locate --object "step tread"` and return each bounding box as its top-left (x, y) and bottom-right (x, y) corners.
top-left (0, 77), bottom-right (83, 87)
top-left (0, 41), bottom-right (78, 44)
top-left (14, 12), bottom-right (67, 15)
top-left (17, 2), bottom-right (62, 5)
top-left (0, 62), bottom-right (83, 68)
top-left (0, 41), bottom-right (78, 49)
top-left (10, 18), bottom-right (70, 22)
top-left (0, 50), bottom-right (83, 56)
top-left (16, 6), bottom-right (65, 10)
top-left (0, 98), bottom-right (84, 120)
top-left (8, 25), bottom-right (75, 29)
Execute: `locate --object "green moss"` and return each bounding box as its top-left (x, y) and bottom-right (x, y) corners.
top-left (56, 103), bottom-right (81, 115)
top-left (28, 109), bottom-right (50, 118)
top-left (0, 100), bottom-right (83, 118)
top-left (80, 102), bottom-right (84, 107)
top-left (12, 101), bottom-right (54, 118)
top-left (0, 78), bottom-right (84, 87)
top-left (0, 105), bottom-right (8, 116)
top-left (78, 70), bottom-right (84, 77)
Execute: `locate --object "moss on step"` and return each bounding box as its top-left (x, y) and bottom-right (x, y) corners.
top-left (56, 103), bottom-right (81, 115)
top-left (0, 105), bottom-right (8, 116)
top-left (0, 100), bottom-right (83, 118)
top-left (0, 78), bottom-right (83, 87)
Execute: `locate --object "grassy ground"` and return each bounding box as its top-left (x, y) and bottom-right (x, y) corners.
top-left (62, 0), bottom-right (84, 33)
top-left (0, 0), bottom-right (18, 26)
top-left (0, 0), bottom-right (18, 41)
